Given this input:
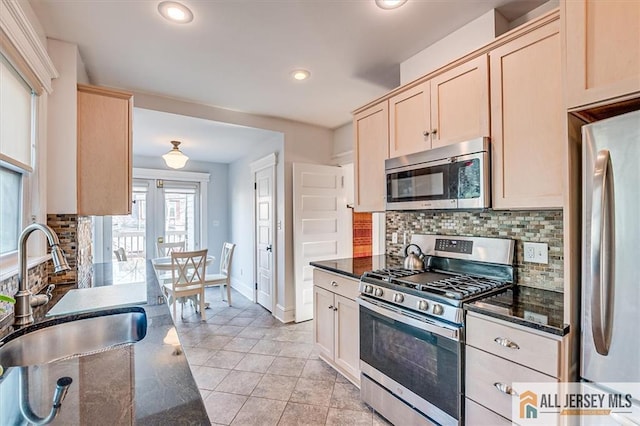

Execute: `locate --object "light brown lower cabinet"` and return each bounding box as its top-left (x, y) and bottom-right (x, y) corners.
top-left (465, 311), bottom-right (564, 424)
top-left (313, 269), bottom-right (360, 386)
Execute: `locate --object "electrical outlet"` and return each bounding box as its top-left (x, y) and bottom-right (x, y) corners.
top-left (392, 232), bottom-right (398, 244)
top-left (523, 242), bottom-right (548, 264)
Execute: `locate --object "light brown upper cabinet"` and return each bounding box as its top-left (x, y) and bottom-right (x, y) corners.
top-left (353, 101), bottom-right (389, 212)
top-left (389, 55), bottom-right (490, 158)
top-left (564, 0), bottom-right (640, 109)
top-left (430, 55), bottom-right (490, 149)
top-left (389, 82), bottom-right (430, 158)
top-left (490, 19), bottom-right (563, 209)
top-left (77, 84), bottom-right (133, 216)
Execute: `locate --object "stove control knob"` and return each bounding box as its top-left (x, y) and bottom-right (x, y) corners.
top-left (432, 304), bottom-right (444, 315)
top-left (418, 300), bottom-right (429, 311)
top-left (374, 288), bottom-right (384, 297)
top-left (393, 293), bottom-right (404, 303)
top-left (364, 285), bottom-right (373, 294)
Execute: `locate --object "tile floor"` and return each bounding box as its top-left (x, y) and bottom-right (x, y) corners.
top-left (174, 287), bottom-right (390, 426)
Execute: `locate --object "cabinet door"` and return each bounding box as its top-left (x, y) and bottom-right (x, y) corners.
top-left (353, 101), bottom-right (388, 212)
top-left (490, 19), bottom-right (564, 209)
top-left (333, 294), bottom-right (359, 383)
top-left (313, 285), bottom-right (335, 361)
top-left (565, 0), bottom-right (640, 108)
top-left (77, 84), bottom-right (132, 215)
top-left (389, 82), bottom-right (430, 157)
top-left (430, 55), bottom-right (490, 149)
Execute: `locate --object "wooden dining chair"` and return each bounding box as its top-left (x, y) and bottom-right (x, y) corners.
top-left (204, 242), bottom-right (235, 306)
top-left (163, 249), bottom-right (208, 321)
top-left (156, 241), bottom-right (186, 258)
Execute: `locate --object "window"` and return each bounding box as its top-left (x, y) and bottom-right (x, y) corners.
top-left (0, 167), bottom-right (22, 255)
top-left (0, 53), bottom-right (35, 258)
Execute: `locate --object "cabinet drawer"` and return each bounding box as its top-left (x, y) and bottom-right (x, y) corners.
top-left (313, 269), bottom-right (359, 300)
top-left (466, 312), bottom-right (560, 377)
top-left (466, 346), bottom-right (557, 420)
top-left (465, 398), bottom-right (511, 426)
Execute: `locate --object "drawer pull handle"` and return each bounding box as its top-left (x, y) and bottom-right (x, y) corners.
top-left (494, 337), bottom-right (520, 350)
top-left (331, 281), bottom-right (338, 287)
top-left (494, 382), bottom-right (518, 396)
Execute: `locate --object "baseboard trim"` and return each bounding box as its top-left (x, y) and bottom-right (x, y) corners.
top-left (231, 278), bottom-right (254, 302)
top-left (275, 304), bottom-right (295, 323)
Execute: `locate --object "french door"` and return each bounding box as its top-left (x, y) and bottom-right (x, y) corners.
top-left (101, 179), bottom-right (201, 261)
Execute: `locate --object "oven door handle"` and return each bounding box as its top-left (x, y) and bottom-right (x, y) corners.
top-left (357, 297), bottom-right (459, 341)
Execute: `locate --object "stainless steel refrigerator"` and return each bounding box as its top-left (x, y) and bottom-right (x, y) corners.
top-left (581, 109), bottom-right (640, 424)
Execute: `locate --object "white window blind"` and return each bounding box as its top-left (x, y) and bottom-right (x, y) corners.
top-left (0, 54), bottom-right (33, 171)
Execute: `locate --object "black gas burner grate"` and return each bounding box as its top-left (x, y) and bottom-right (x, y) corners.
top-left (364, 268), bottom-right (424, 283)
top-left (364, 268), bottom-right (511, 301)
top-left (415, 275), bottom-right (510, 300)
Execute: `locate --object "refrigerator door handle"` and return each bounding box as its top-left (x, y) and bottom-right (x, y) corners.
top-left (590, 149), bottom-right (615, 356)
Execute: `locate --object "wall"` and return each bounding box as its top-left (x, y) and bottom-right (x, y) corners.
top-left (386, 210), bottom-right (564, 292)
top-left (131, 92), bottom-right (334, 322)
top-left (400, 9), bottom-right (509, 85)
top-left (331, 122), bottom-right (353, 165)
top-left (228, 136), bottom-right (284, 312)
top-left (132, 155), bottom-right (229, 268)
top-left (46, 39), bottom-right (79, 213)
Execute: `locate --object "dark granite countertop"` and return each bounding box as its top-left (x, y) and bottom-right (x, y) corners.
top-left (465, 285), bottom-right (569, 336)
top-left (310, 255), bottom-right (405, 279)
top-left (0, 260), bottom-right (210, 425)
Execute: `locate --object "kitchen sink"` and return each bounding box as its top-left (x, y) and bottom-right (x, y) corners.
top-left (0, 306), bottom-right (147, 368)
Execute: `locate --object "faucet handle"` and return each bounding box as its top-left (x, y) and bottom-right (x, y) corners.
top-left (45, 284), bottom-right (55, 299)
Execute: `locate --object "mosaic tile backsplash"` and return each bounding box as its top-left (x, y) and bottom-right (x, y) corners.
top-left (0, 262), bottom-right (48, 338)
top-left (386, 210), bottom-right (564, 292)
top-left (47, 214), bottom-right (93, 288)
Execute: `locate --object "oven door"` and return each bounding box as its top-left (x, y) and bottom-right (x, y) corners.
top-left (358, 296), bottom-right (462, 425)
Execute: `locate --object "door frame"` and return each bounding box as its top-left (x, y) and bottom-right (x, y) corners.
top-left (133, 168), bottom-right (210, 257)
top-left (250, 153), bottom-right (277, 313)
top-left (93, 167), bottom-right (210, 263)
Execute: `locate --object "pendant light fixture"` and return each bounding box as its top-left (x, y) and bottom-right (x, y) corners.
top-left (162, 140), bottom-right (189, 169)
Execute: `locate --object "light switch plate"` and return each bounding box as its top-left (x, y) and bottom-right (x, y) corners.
top-left (392, 232), bottom-right (398, 244)
top-left (523, 242), bottom-right (549, 264)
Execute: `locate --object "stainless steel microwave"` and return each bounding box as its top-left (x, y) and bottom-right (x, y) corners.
top-left (385, 137), bottom-right (490, 211)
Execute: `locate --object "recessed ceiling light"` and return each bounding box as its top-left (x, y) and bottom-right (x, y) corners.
top-left (158, 1), bottom-right (194, 23)
top-left (291, 69), bottom-right (311, 81)
top-left (375, 0), bottom-right (408, 10)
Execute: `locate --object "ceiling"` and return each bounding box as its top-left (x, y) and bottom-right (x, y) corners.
top-left (133, 108), bottom-right (282, 164)
top-left (30, 0), bottom-right (546, 164)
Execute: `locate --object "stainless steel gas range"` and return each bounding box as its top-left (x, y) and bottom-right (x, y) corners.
top-left (357, 235), bottom-right (515, 426)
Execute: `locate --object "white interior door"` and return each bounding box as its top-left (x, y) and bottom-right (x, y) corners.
top-left (293, 163), bottom-right (351, 323)
top-left (255, 166), bottom-right (275, 311)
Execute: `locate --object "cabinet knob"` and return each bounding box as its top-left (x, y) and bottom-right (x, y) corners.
top-left (494, 382), bottom-right (518, 396)
top-left (432, 129), bottom-right (437, 135)
top-left (494, 337), bottom-right (520, 350)
top-left (328, 305), bottom-right (334, 310)
top-left (423, 130), bottom-right (430, 137)
top-left (333, 307), bottom-right (338, 311)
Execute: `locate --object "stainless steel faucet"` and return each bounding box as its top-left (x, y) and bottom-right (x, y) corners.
top-left (13, 223), bottom-right (71, 327)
